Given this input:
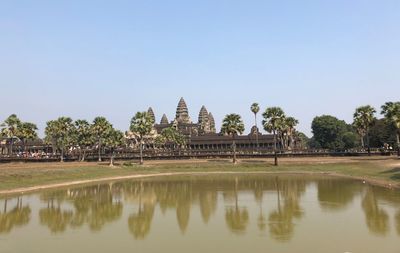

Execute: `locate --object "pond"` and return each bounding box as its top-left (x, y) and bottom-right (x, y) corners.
top-left (0, 174), bottom-right (399, 253)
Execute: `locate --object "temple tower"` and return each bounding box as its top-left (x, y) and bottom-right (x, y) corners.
top-left (147, 107), bottom-right (156, 123)
top-left (198, 106), bottom-right (209, 124)
top-left (175, 97), bottom-right (191, 123)
top-left (208, 112), bottom-right (216, 133)
top-left (160, 114), bottom-right (169, 124)
top-left (198, 106), bottom-right (212, 134)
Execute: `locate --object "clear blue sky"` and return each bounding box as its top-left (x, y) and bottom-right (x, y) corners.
top-left (1, 0), bottom-right (399, 137)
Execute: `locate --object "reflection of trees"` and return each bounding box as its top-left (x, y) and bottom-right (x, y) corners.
top-left (254, 181), bottom-right (266, 231)
top-left (0, 197), bottom-right (31, 234)
top-left (39, 184), bottom-right (123, 233)
top-left (128, 183), bottom-right (155, 239)
top-left (39, 202), bottom-right (73, 233)
top-left (361, 187), bottom-right (389, 236)
top-left (225, 178), bottom-right (249, 234)
top-left (268, 177), bottom-right (305, 242)
top-left (318, 179), bottom-right (359, 211)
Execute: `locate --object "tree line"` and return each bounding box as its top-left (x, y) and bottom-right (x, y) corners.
top-left (1, 101), bottom-right (399, 165)
top-left (310, 102), bottom-right (400, 156)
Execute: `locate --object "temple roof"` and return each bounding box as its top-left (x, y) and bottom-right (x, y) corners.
top-left (160, 114), bottom-right (169, 124)
top-left (147, 107), bottom-right (155, 123)
top-left (198, 106), bottom-right (209, 123)
top-left (175, 97), bottom-right (191, 123)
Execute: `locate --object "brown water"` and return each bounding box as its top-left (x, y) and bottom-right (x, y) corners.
top-left (1, 174), bottom-right (400, 253)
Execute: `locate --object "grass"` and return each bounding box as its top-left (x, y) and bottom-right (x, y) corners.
top-left (0, 156), bottom-right (399, 192)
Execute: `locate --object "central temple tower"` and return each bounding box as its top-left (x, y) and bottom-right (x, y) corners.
top-left (175, 97), bottom-right (192, 124)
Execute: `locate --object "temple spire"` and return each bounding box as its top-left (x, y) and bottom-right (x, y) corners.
top-left (160, 114), bottom-right (169, 124)
top-left (175, 97), bottom-right (191, 123)
top-left (147, 107), bottom-right (155, 123)
top-left (208, 112), bottom-right (216, 133)
top-left (198, 106), bottom-right (209, 124)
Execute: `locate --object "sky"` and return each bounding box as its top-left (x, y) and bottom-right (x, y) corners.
top-left (1, 0), bottom-right (400, 137)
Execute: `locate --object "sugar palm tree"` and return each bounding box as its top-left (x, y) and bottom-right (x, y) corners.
top-left (74, 120), bottom-right (92, 161)
top-left (0, 114), bottom-right (21, 155)
top-left (251, 103), bottom-right (260, 148)
top-left (130, 112), bottom-right (154, 165)
top-left (44, 117), bottom-right (74, 162)
top-left (17, 122), bottom-right (38, 152)
top-left (353, 105), bottom-right (376, 156)
top-left (353, 117), bottom-right (366, 149)
top-left (381, 102), bottom-right (400, 156)
top-left (262, 107), bottom-right (286, 166)
top-left (284, 117), bottom-right (299, 150)
top-left (91, 117), bottom-right (112, 162)
top-left (104, 128), bottom-right (124, 166)
top-left (221, 114), bottom-right (245, 164)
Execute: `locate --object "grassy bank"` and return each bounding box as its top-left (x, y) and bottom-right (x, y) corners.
top-left (0, 157), bottom-right (399, 193)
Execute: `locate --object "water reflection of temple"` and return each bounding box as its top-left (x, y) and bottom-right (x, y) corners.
top-left (1, 176), bottom-right (400, 241)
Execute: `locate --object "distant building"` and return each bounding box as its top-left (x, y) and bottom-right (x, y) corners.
top-left (150, 97), bottom-right (277, 150)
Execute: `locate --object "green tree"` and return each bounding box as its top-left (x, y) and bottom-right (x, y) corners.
top-left (160, 127), bottom-right (186, 147)
top-left (130, 112), bottom-right (154, 165)
top-left (311, 115), bottom-right (355, 151)
top-left (283, 117), bottom-right (299, 150)
top-left (221, 114), bottom-right (245, 164)
top-left (45, 117), bottom-right (74, 162)
top-left (353, 105), bottom-right (376, 155)
top-left (16, 122), bottom-right (38, 153)
top-left (104, 128), bottom-right (124, 166)
top-left (369, 119), bottom-right (398, 148)
top-left (262, 107), bottom-right (285, 166)
top-left (0, 114), bottom-right (21, 155)
top-left (91, 117), bottom-right (112, 162)
top-left (74, 120), bottom-right (93, 161)
top-left (381, 102), bottom-right (400, 156)
top-left (251, 103), bottom-right (260, 147)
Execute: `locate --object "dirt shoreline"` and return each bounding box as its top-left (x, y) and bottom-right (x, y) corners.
top-left (0, 170), bottom-right (398, 196)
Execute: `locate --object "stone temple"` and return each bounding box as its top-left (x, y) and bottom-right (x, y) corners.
top-left (153, 97), bottom-right (217, 137)
top-left (148, 97), bottom-right (287, 151)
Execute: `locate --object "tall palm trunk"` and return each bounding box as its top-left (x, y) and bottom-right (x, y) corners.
top-left (110, 149), bottom-right (115, 167)
top-left (232, 134), bottom-right (237, 164)
top-left (360, 134), bottom-right (365, 149)
top-left (9, 137), bottom-right (13, 156)
top-left (254, 114), bottom-right (259, 148)
top-left (81, 149), bottom-right (86, 162)
top-left (139, 138), bottom-right (144, 165)
top-left (273, 129), bottom-right (278, 166)
top-left (98, 139), bottom-right (102, 162)
top-left (366, 127), bottom-right (371, 156)
top-left (60, 147), bottom-right (64, 162)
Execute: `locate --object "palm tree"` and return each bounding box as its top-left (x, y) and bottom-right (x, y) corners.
top-left (262, 107), bottom-right (286, 166)
top-left (353, 105), bottom-right (376, 156)
top-left (104, 128), bottom-right (124, 166)
top-left (353, 117), bottom-right (366, 149)
top-left (91, 117), bottom-right (112, 162)
top-left (0, 114), bottom-right (21, 155)
top-left (284, 117), bottom-right (299, 150)
top-left (221, 114), bottom-right (245, 164)
top-left (381, 102), bottom-right (400, 156)
top-left (16, 122), bottom-right (38, 153)
top-left (74, 120), bottom-right (92, 161)
top-left (130, 112), bottom-right (154, 165)
top-left (251, 103), bottom-right (260, 148)
top-left (54, 117), bottom-right (74, 162)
